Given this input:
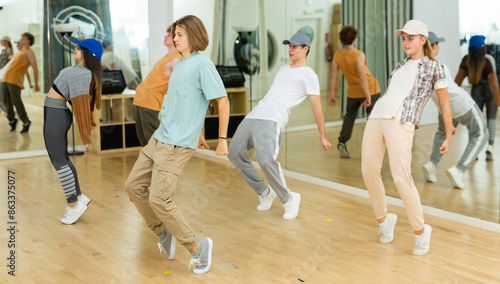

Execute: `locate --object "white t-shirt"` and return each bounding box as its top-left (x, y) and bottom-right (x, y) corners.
top-left (370, 59), bottom-right (422, 120)
top-left (246, 64), bottom-right (320, 128)
top-left (431, 64), bottom-right (475, 118)
top-left (101, 51), bottom-right (139, 85)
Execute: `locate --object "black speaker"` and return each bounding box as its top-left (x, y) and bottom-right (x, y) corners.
top-left (102, 70), bottom-right (126, 94)
top-left (216, 65), bottom-right (245, 88)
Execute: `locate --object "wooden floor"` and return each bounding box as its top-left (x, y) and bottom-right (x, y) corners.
top-left (0, 152), bottom-right (499, 282)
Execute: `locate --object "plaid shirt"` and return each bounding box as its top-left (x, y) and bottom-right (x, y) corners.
top-left (387, 56), bottom-right (446, 128)
top-left (0, 48), bottom-right (13, 69)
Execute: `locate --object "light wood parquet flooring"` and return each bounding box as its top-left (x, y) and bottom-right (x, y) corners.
top-left (0, 152), bottom-right (499, 282)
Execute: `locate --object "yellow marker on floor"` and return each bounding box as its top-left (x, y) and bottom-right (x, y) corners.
top-left (326, 218), bottom-right (333, 222)
top-left (163, 271), bottom-right (171, 275)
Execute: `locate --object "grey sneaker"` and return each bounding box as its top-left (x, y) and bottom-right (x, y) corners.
top-left (157, 226), bottom-right (176, 260)
top-left (412, 224), bottom-right (432, 255)
top-left (257, 187), bottom-right (277, 211)
top-left (189, 238), bottom-right (213, 274)
top-left (422, 162), bottom-right (437, 183)
top-left (282, 192), bottom-right (301, 219)
top-left (337, 142), bottom-right (350, 158)
top-left (446, 166), bottom-right (465, 189)
top-left (61, 201), bottom-right (88, 225)
top-left (378, 213), bottom-right (397, 243)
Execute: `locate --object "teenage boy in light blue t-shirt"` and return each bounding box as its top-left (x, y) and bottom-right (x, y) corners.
top-left (124, 15), bottom-right (229, 275)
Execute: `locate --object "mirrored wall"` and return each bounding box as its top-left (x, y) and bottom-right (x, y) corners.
top-left (181, 0), bottom-right (499, 224)
top-left (0, 0), bottom-right (149, 152)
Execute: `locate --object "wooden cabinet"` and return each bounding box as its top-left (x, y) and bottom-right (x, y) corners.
top-left (204, 87), bottom-right (249, 141)
top-left (89, 93), bottom-right (141, 154)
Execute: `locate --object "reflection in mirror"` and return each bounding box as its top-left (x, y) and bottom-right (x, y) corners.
top-left (175, 0), bottom-right (498, 224)
top-left (0, 0), bottom-right (148, 155)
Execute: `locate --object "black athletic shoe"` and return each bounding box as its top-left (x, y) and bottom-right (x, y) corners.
top-left (9, 119), bottom-right (18, 132)
top-left (337, 142), bottom-right (350, 158)
top-left (20, 120), bottom-right (31, 133)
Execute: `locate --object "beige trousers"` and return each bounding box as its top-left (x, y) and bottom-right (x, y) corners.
top-left (125, 135), bottom-right (197, 250)
top-left (361, 118), bottom-right (425, 232)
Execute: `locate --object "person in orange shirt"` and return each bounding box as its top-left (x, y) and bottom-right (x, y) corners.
top-left (133, 24), bottom-right (181, 146)
top-left (329, 25), bottom-right (381, 158)
top-left (1, 32), bottom-right (40, 133)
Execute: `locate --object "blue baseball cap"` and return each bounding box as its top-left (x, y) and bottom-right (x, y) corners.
top-left (74, 38), bottom-right (104, 59)
top-left (469, 35), bottom-right (485, 50)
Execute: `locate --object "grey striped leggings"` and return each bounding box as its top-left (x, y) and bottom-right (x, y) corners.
top-left (43, 106), bottom-right (81, 203)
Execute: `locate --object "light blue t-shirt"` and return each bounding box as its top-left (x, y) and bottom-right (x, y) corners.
top-left (155, 52), bottom-right (226, 149)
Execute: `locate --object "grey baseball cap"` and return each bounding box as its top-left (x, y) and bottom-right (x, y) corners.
top-left (428, 31), bottom-right (445, 45)
top-left (283, 32), bottom-right (311, 47)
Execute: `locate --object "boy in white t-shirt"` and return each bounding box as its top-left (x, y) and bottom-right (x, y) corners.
top-left (422, 32), bottom-right (488, 189)
top-left (228, 32), bottom-right (332, 220)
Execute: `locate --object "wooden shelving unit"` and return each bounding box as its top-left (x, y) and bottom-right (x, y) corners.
top-left (89, 93), bottom-right (141, 154)
top-left (204, 87), bottom-right (249, 141)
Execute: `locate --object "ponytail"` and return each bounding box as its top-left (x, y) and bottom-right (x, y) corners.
top-left (423, 38), bottom-right (436, 61)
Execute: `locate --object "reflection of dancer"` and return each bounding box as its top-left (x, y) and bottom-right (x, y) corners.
top-left (329, 25), bottom-right (381, 158)
top-left (361, 20), bottom-right (453, 255)
top-left (0, 36), bottom-right (14, 113)
top-left (1, 32), bottom-right (40, 133)
top-left (133, 24), bottom-right (181, 146)
top-left (422, 32), bottom-right (488, 189)
top-left (101, 39), bottom-right (141, 89)
top-left (125, 15), bottom-right (229, 275)
top-left (43, 38), bottom-right (103, 224)
top-left (455, 35), bottom-right (500, 161)
top-left (228, 32), bottom-right (331, 220)
top-left (0, 36), bottom-right (13, 69)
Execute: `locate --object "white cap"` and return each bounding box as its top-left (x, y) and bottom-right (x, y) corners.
top-left (394, 19), bottom-right (428, 37)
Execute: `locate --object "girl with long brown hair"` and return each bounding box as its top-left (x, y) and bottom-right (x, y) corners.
top-left (455, 35), bottom-right (500, 161)
top-left (43, 38), bottom-right (103, 225)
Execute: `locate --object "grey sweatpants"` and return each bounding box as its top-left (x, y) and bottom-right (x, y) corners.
top-left (228, 118), bottom-right (291, 203)
top-left (430, 104), bottom-right (488, 172)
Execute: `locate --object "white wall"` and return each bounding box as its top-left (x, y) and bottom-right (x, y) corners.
top-left (0, 0), bottom-right (42, 41)
top-left (173, 0), bottom-right (216, 58)
top-left (148, 0), bottom-right (172, 68)
top-left (414, 0), bottom-right (461, 125)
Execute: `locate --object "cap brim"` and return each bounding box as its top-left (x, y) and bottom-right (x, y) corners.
top-left (394, 29), bottom-right (427, 37)
top-left (282, 40), bottom-right (291, 45)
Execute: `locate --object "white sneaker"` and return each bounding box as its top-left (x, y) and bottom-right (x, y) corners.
top-left (256, 187), bottom-right (277, 211)
top-left (412, 224), bottom-right (432, 255)
top-left (378, 213), bottom-right (397, 244)
top-left (61, 201), bottom-right (88, 224)
top-left (78, 194), bottom-right (91, 207)
top-left (486, 145), bottom-right (494, 161)
top-left (282, 192), bottom-right (301, 219)
top-left (446, 166), bottom-right (465, 189)
top-left (157, 226), bottom-right (176, 260)
top-left (422, 162), bottom-right (437, 183)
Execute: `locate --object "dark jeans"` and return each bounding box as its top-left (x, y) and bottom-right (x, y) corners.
top-left (339, 93), bottom-right (380, 143)
top-left (134, 105), bottom-right (160, 147)
top-left (2, 82), bottom-right (29, 123)
top-left (472, 80), bottom-right (497, 145)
